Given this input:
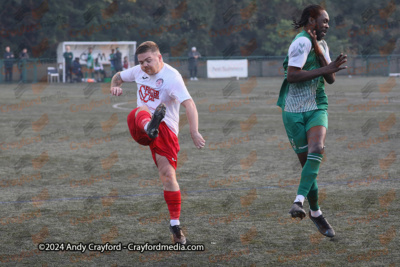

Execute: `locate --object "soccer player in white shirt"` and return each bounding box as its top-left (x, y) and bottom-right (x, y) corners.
top-left (110, 41), bottom-right (205, 244)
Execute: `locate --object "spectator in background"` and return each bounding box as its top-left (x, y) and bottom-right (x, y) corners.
top-left (109, 48), bottom-right (116, 76)
top-left (18, 48), bottom-right (29, 82)
top-left (188, 47), bottom-right (201, 81)
top-left (63, 45), bottom-right (73, 83)
top-left (72, 57), bottom-right (83, 82)
top-left (114, 47), bottom-right (122, 72)
top-left (123, 56), bottom-right (129, 70)
top-left (86, 47), bottom-right (94, 78)
top-left (94, 57), bottom-right (106, 82)
top-left (4, 46), bottom-right (14, 82)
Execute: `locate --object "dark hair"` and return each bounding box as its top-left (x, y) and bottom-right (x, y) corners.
top-left (136, 41), bottom-right (160, 55)
top-left (292, 5), bottom-right (325, 29)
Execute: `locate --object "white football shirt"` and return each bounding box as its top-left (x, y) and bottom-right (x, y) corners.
top-left (120, 63), bottom-right (191, 136)
top-left (288, 37), bottom-right (331, 68)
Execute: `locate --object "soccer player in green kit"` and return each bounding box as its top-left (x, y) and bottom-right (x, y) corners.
top-left (277, 5), bottom-right (347, 237)
top-left (86, 47), bottom-right (94, 79)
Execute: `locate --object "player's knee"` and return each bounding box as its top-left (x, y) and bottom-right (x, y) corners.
top-left (308, 144), bottom-right (324, 154)
top-left (135, 106), bottom-right (150, 117)
top-left (160, 170), bottom-right (177, 187)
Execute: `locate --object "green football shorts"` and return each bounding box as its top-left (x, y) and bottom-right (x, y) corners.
top-left (282, 109), bottom-right (328, 154)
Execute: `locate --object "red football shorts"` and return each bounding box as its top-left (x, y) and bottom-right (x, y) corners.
top-left (127, 107), bottom-right (180, 169)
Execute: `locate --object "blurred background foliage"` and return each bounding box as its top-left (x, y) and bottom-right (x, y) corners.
top-left (0, 0), bottom-right (399, 58)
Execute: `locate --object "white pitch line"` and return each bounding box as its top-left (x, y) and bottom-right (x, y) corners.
top-left (112, 101), bottom-right (135, 110)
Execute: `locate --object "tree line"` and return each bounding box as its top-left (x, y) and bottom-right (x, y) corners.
top-left (1, 0), bottom-right (399, 59)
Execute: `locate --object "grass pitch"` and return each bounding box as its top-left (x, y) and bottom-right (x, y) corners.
top-left (0, 76), bottom-right (399, 266)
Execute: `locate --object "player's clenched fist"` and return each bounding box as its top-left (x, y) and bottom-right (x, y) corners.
top-left (111, 87), bottom-right (123, 96)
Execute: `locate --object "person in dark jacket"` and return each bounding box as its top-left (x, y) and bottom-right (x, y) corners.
top-left (114, 47), bottom-right (122, 72)
top-left (72, 57), bottom-right (83, 82)
top-left (109, 48), bottom-right (116, 75)
top-left (188, 47), bottom-right (201, 81)
top-left (18, 48), bottom-right (29, 82)
top-left (63, 46), bottom-right (73, 83)
top-left (4, 46), bottom-right (15, 82)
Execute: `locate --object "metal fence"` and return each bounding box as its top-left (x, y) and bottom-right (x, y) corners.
top-left (165, 55), bottom-right (398, 78)
top-left (0, 58), bottom-right (58, 83)
top-left (0, 58), bottom-right (115, 83)
top-left (1, 55), bottom-right (399, 83)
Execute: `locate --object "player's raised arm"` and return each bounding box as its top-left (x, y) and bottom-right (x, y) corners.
top-left (307, 30), bottom-right (347, 84)
top-left (181, 98), bottom-right (205, 149)
top-left (287, 57), bottom-right (347, 84)
top-left (110, 72), bottom-right (123, 96)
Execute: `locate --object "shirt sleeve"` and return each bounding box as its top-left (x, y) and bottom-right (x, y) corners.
top-left (120, 65), bottom-right (140, 82)
top-left (288, 37), bottom-right (312, 69)
top-left (318, 40), bottom-right (331, 63)
top-left (168, 73), bottom-right (192, 103)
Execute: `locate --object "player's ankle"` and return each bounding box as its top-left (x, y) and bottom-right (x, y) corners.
top-left (310, 209), bottom-right (322, 217)
top-left (294, 195), bottom-right (305, 205)
top-left (170, 219), bottom-right (180, 226)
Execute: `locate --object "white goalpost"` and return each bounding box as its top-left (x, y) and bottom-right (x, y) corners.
top-left (57, 41), bottom-right (137, 83)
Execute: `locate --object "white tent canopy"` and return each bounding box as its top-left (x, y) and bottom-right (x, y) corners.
top-left (57, 41), bottom-right (137, 82)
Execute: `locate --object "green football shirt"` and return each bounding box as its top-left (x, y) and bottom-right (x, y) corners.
top-left (277, 30), bottom-right (331, 112)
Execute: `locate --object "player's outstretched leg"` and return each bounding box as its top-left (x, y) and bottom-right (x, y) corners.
top-left (147, 103), bottom-right (166, 138)
top-left (309, 211), bottom-right (335, 237)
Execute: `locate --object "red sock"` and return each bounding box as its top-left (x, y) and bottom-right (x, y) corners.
top-left (164, 190), bottom-right (181, 220)
top-left (135, 110), bottom-right (151, 131)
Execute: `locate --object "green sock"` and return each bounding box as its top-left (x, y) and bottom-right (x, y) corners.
top-left (297, 153), bottom-right (323, 199)
top-left (307, 180), bottom-right (320, 211)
